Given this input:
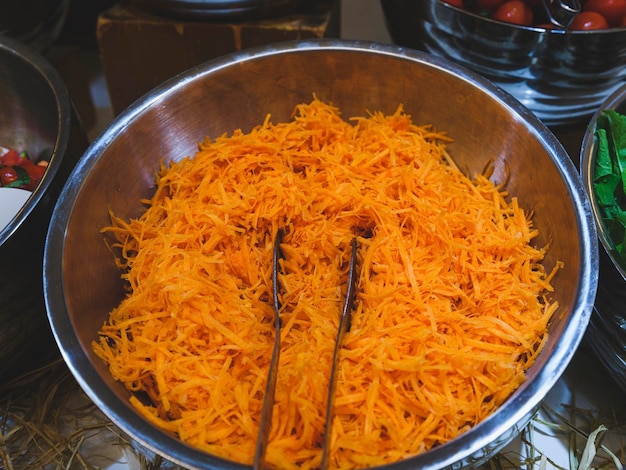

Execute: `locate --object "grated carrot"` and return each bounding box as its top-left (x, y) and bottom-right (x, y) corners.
top-left (93, 98), bottom-right (561, 469)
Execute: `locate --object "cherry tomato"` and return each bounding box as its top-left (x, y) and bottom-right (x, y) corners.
top-left (0, 147), bottom-right (48, 190)
top-left (493, 1), bottom-right (534, 25)
top-left (442, 0), bottom-right (464, 7)
top-left (583, 0), bottom-right (626, 26)
top-left (22, 163), bottom-right (46, 191)
top-left (0, 166), bottom-right (19, 186)
top-left (570, 10), bottom-right (610, 28)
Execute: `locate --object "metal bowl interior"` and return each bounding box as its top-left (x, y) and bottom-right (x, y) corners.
top-left (44, 40), bottom-right (598, 469)
top-left (0, 33), bottom-right (86, 381)
top-left (380, 0), bottom-right (626, 126)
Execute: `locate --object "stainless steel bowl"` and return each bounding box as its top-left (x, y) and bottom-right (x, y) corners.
top-left (0, 34), bottom-right (87, 381)
top-left (45, 39), bottom-right (598, 469)
top-left (380, 0), bottom-right (626, 127)
top-left (580, 83), bottom-right (626, 391)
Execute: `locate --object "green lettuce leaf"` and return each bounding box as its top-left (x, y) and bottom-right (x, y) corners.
top-left (594, 109), bottom-right (626, 263)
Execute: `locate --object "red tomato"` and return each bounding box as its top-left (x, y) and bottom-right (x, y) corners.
top-left (583, 0), bottom-right (626, 26)
top-left (493, 0), bottom-right (534, 25)
top-left (620, 13), bottom-right (626, 24)
top-left (0, 149), bottom-right (20, 166)
top-left (442, 0), bottom-right (464, 7)
top-left (0, 148), bottom-right (47, 189)
top-left (476, 0), bottom-right (505, 11)
top-left (22, 163), bottom-right (46, 191)
top-left (0, 166), bottom-right (19, 186)
top-left (570, 10), bottom-right (610, 28)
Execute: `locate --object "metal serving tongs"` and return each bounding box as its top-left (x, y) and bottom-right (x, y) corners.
top-left (542, 0), bottom-right (581, 29)
top-left (320, 238), bottom-right (359, 470)
top-left (253, 234), bottom-right (359, 470)
top-left (253, 229), bottom-right (284, 470)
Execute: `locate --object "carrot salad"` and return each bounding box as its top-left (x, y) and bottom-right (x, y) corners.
top-left (93, 98), bottom-right (561, 469)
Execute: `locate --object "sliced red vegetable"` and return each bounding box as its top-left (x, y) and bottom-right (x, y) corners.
top-left (0, 149), bottom-right (21, 166)
top-left (0, 147), bottom-right (47, 191)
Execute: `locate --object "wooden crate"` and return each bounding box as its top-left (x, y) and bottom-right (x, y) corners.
top-left (97, 1), bottom-right (339, 114)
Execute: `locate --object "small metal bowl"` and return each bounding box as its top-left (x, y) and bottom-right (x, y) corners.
top-left (45, 40), bottom-right (597, 469)
top-left (0, 34), bottom-right (87, 381)
top-left (380, 0), bottom-right (626, 126)
top-left (580, 84), bottom-right (626, 391)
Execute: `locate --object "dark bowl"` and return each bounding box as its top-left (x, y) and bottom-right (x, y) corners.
top-left (0, 34), bottom-right (87, 382)
top-left (0, 0), bottom-right (71, 52)
top-left (45, 40), bottom-right (597, 469)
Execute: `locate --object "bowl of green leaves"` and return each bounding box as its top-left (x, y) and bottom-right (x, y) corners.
top-left (581, 85), bottom-right (626, 282)
top-left (580, 83), bottom-right (626, 391)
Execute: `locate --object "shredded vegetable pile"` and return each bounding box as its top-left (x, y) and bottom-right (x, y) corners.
top-left (93, 98), bottom-right (561, 469)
